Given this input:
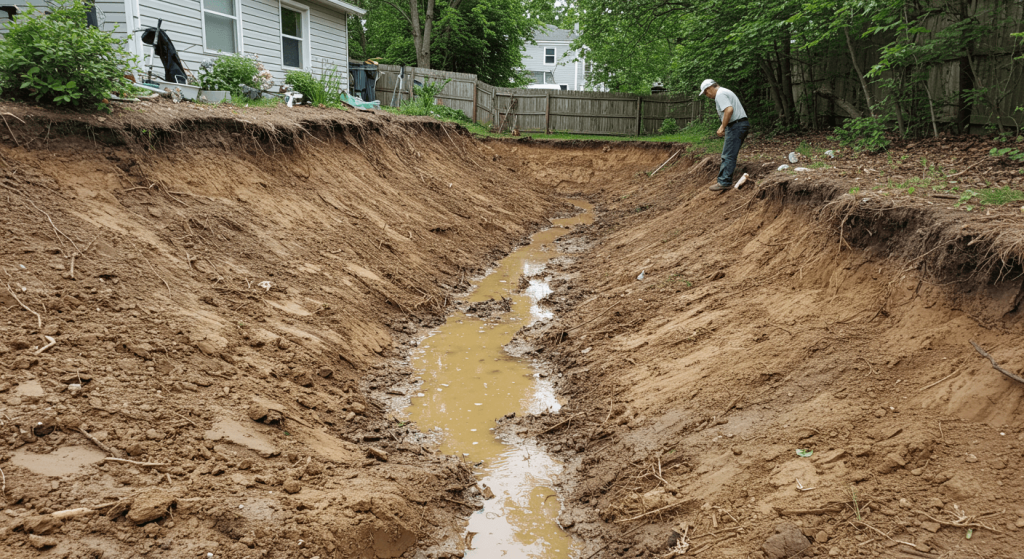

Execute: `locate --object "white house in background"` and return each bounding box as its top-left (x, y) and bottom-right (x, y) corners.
top-left (0, 0), bottom-right (364, 89)
top-left (522, 24), bottom-right (590, 91)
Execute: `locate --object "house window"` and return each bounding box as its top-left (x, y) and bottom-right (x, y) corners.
top-left (544, 47), bottom-right (555, 65)
top-left (202, 0), bottom-right (239, 53)
top-left (281, 7), bottom-right (304, 68)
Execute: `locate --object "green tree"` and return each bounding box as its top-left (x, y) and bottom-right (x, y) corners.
top-left (362, 0), bottom-right (546, 85)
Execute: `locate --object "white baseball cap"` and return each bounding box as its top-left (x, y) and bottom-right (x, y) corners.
top-left (698, 79), bottom-right (716, 97)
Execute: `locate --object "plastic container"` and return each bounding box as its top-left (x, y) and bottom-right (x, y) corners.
top-left (199, 90), bottom-right (231, 104)
top-left (153, 79), bottom-right (200, 101)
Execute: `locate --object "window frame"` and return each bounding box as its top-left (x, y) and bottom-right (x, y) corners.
top-left (544, 47), bottom-right (556, 65)
top-left (200, 0), bottom-right (244, 55)
top-left (279, 0), bottom-right (312, 70)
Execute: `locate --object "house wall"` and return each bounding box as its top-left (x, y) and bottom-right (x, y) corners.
top-left (1, 0), bottom-right (349, 91)
top-left (0, 2), bottom-right (128, 37)
top-left (522, 40), bottom-right (588, 91)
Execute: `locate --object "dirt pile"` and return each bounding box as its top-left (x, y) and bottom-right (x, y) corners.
top-left (0, 103), bottom-right (575, 558)
top-left (502, 142), bottom-right (1024, 558)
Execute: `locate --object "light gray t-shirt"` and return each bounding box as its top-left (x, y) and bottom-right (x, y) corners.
top-left (714, 87), bottom-right (747, 123)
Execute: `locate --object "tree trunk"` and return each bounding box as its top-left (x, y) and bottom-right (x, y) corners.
top-left (758, 57), bottom-right (787, 121)
top-left (409, 0), bottom-right (435, 69)
top-left (780, 37), bottom-right (796, 125)
top-left (844, 27), bottom-right (875, 118)
top-left (815, 85), bottom-right (862, 119)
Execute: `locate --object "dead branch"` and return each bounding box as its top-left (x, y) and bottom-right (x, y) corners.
top-left (969, 340), bottom-right (1024, 384)
top-left (5, 282), bottom-right (42, 329)
top-left (34, 335), bottom-right (56, 354)
top-left (614, 499), bottom-right (690, 523)
top-left (79, 426), bottom-right (119, 457)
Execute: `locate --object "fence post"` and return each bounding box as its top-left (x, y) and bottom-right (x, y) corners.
top-left (472, 81), bottom-right (478, 124)
top-left (545, 91), bottom-right (551, 134)
top-left (492, 89), bottom-right (497, 127)
top-left (636, 96), bottom-right (642, 136)
top-left (408, 67), bottom-right (415, 104)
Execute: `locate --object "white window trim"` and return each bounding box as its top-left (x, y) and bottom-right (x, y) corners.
top-left (200, 0), bottom-right (245, 55)
top-left (279, 0), bottom-right (312, 70)
top-left (544, 47), bottom-right (556, 66)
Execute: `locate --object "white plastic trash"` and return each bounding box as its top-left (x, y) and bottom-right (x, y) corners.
top-left (637, 270), bottom-right (645, 281)
top-left (777, 164), bottom-right (790, 171)
top-left (788, 152), bottom-right (799, 164)
top-left (824, 150), bottom-right (835, 158)
top-left (794, 167), bottom-right (812, 172)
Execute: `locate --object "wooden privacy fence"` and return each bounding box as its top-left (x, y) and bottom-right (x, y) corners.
top-left (375, 64), bottom-right (704, 136)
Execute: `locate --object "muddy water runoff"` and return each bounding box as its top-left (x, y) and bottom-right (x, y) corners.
top-left (406, 201), bottom-right (593, 558)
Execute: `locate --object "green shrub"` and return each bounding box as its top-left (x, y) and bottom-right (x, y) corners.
top-left (0, 0), bottom-right (136, 110)
top-left (197, 53), bottom-right (258, 97)
top-left (402, 79), bottom-right (449, 112)
top-left (830, 117), bottom-right (890, 153)
top-left (284, 61), bottom-right (344, 107)
top-left (658, 118), bottom-right (679, 135)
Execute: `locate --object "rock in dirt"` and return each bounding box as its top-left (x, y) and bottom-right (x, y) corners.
top-left (922, 521), bottom-right (941, 533)
top-left (247, 404), bottom-right (268, 422)
top-left (126, 491), bottom-right (176, 525)
top-left (942, 475), bottom-right (981, 501)
top-left (28, 534), bottom-right (58, 549)
top-left (877, 452), bottom-right (907, 474)
top-left (283, 479), bottom-right (302, 494)
top-left (367, 447), bottom-right (388, 462)
top-left (763, 523), bottom-right (811, 559)
top-left (23, 515), bottom-right (62, 535)
top-left (317, 367), bottom-right (334, 378)
top-left (815, 530), bottom-right (829, 543)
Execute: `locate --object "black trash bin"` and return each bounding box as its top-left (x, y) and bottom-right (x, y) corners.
top-left (348, 63), bottom-right (378, 103)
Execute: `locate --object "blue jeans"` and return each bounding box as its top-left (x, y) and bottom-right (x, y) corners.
top-left (718, 119), bottom-right (750, 187)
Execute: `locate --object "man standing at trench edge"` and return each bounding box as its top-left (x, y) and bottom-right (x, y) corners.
top-left (699, 79), bottom-right (750, 191)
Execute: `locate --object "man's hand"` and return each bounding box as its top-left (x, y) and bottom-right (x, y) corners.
top-left (717, 126), bottom-right (725, 137)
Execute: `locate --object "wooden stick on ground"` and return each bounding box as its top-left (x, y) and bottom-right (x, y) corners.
top-left (614, 499), bottom-right (690, 523)
top-left (5, 282), bottom-right (42, 329)
top-left (920, 370), bottom-right (961, 391)
top-left (969, 340), bottom-right (1024, 384)
top-left (103, 458), bottom-right (169, 467)
top-left (79, 426), bottom-right (119, 457)
top-left (34, 335), bottom-right (56, 355)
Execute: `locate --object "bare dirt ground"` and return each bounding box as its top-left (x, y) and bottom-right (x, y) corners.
top-left (505, 138), bottom-right (1024, 559)
top-left (2, 95), bottom-right (1024, 559)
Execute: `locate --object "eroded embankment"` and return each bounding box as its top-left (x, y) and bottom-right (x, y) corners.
top-left (0, 107), bottom-right (669, 559)
top-left (502, 150), bottom-right (1024, 558)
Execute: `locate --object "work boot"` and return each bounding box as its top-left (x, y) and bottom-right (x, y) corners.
top-left (709, 183), bottom-right (730, 192)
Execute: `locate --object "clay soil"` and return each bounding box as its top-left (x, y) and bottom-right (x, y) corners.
top-left (2, 96), bottom-right (1024, 559)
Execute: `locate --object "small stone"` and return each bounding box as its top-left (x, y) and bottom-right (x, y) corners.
top-left (367, 447), bottom-right (388, 462)
top-left (317, 368), bottom-right (333, 378)
top-left (247, 404), bottom-right (268, 422)
top-left (28, 534), bottom-right (58, 549)
top-left (829, 547), bottom-right (840, 557)
top-left (350, 402), bottom-right (366, 415)
top-left (196, 341), bottom-right (218, 356)
top-left (127, 490), bottom-right (176, 525)
top-left (145, 429), bottom-right (164, 441)
top-left (921, 521), bottom-right (941, 533)
top-left (874, 409), bottom-right (886, 418)
top-left (126, 442), bottom-right (145, 457)
top-left (345, 411), bottom-right (356, 422)
top-left (991, 459), bottom-right (1007, 470)
top-left (815, 531), bottom-right (829, 543)
top-left (283, 479), bottom-right (301, 494)
top-left (910, 468), bottom-right (923, 476)
top-left (925, 497), bottom-right (944, 509)
top-left (965, 454), bottom-right (978, 463)
top-left (1015, 518), bottom-right (1024, 528)
top-left (295, 373), bottom-right (314, 388)
top-left (23, 515), bottom-right (62, 535)
top-left (732, 447), bottom-right (742, 456)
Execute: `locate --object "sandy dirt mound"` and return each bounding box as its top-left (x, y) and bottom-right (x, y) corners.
top-left (0, 103), bottom-right (576, 558)
top-left (503, 142), bottom-right (1024, 558)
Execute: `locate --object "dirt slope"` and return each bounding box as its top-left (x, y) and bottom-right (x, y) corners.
top-left (506, 146), bottom-right (1024, 558)
top-left (0, 103), bottom-right (578, 559)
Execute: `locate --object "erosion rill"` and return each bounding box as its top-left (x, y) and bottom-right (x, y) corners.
top-left (404, 201), bottom-right (594, 558)
top-left (3, 101), bottom-right (1024, 559)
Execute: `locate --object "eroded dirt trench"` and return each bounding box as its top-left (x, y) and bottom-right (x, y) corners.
top-left (1, 104), bottom-right (1023, 559)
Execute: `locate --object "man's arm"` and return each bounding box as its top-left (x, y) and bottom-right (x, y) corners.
top-left (717, 106), bottom-right (733, 137)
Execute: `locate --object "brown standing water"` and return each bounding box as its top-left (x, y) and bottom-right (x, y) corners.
top-left (405, 201), bottom-right (594, 558)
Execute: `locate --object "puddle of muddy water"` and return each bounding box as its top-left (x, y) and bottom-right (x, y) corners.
top-left (406, 200), bottom-right (593, 559)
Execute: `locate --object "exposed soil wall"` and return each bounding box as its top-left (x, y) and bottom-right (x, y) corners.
top-left (0, 106), bottom-right (596, 559)
top-left (505, 147), bottom-right (1024, 558)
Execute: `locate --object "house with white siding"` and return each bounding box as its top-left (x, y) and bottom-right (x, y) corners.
top-left (522, 24), bottom-right (593, 91)
top-left (1, 0), bottom-right (364, 90)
